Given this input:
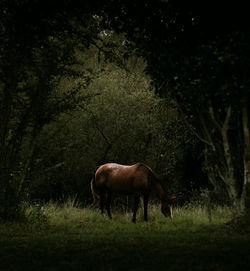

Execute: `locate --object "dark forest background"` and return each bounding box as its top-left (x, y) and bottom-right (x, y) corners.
top-left (0, 0), bottom-right (249, 222)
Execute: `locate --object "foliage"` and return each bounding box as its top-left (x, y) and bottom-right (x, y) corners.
top-left (102, 0), bottom-right (250, 219)
top-left (27, 41), bottom-right (190, 203)
top-left (2, 0), bottom-right (246, 221)
top-left (0, 0), bottom-right (104, 218)
top-left (25, 204), bottom-right (49, 225)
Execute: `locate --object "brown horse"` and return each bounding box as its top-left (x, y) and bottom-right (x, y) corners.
top-left (91, 162), bottom-right (174, 223)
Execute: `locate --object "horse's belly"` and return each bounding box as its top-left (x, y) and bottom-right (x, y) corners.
top-left (105, 178), bottom-right (146, 195)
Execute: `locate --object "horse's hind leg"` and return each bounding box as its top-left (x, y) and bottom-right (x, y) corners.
top-left (106, 192), bottom-right (112, 219)
top-left (143, 194), bottom-right (149, 222)
top-left (132, 195), bottom-right (140, 223)
top-left (99, 193), bottom-right (105, 214)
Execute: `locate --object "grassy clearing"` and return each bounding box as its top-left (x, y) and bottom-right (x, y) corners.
top-left (0, 202), bottom-right (249, 271)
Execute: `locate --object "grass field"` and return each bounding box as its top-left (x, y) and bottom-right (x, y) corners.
top-left (0, 202), bottom-right (250, 271)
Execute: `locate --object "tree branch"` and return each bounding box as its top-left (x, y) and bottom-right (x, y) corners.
top-left (176, 102), bottom-right (214, 148)
top-left (208, 100), bottom-right (222, 132)
top-left (222, 106), bottom-right (232, 132)
top-left (220, 106), bottom-right (234, 180)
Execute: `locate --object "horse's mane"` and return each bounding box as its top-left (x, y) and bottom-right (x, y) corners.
top-left (137, 163), bottom-right (165, 188)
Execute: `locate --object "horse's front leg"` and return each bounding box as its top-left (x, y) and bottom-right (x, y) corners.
top-left (106, 192), bottom-right (112, 219)
top-left (143, 194), bottom-right (149, 222)
top-left (132, 195), bottom-right (140, 223)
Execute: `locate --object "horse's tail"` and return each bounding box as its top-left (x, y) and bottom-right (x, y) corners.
top-left (90, 174), bottom-right (100, 208)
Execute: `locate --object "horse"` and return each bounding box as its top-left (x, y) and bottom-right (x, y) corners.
top-left (90, 162), bottom-right (175, 223)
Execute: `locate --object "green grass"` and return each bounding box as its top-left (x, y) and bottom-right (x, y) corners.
top-left (0, 202), bottom-right (250, 271)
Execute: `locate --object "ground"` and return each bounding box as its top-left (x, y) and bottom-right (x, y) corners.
top-left (0, 204), bottom-right (249, 270)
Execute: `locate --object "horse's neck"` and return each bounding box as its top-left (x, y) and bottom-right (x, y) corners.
top-left (154, 182), bottom-right (166, 200)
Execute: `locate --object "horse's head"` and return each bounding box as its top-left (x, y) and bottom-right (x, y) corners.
top-left (161, 196), bottom-right (176, 219)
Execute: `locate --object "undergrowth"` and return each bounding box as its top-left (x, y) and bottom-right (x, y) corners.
top-left (23, 198), bottom-right (233, 231)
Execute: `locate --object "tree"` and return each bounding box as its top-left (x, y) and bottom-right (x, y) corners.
top-left (28, 39), bottom-right (185, 203)
top-left (102, 0), bottom-right (250, 220)
top-left (0, 0), bottom-right (103, 219)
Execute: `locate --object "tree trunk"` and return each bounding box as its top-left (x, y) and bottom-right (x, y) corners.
top-left (240, 99), bottom-right (250, 220)
top-left (207, 104), bottom-right (244, 218)
top-left (17, 130), bottom-right (38, 197)
top-left (0, 82), bottom-right (36, 219)
top-left (220, 106), bottom-right (244, 218)
top-left (0, 83), bottom-right (18, 219)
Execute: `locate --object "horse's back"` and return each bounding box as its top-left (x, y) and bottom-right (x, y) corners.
top-left (95, 163), bottom-right (150, 194)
